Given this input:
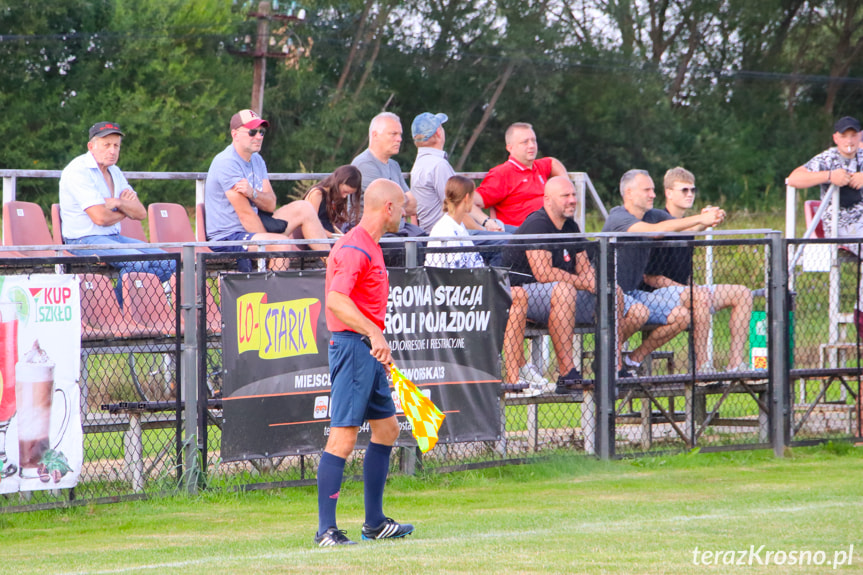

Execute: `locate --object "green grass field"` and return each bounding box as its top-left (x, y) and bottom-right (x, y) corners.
top-left (2, 444), bottom-right (862, 574)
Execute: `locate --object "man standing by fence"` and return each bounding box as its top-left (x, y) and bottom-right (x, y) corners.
top-left (787, 116), bottom-right (863, 331)
top-left (315, 178), bottom-right (414, 546)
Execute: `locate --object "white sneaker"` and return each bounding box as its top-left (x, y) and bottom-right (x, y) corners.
top-left (697, 361), bottom-right (717, 375)
top-left (530, 380), bottom-right (556, 395)
top-left (505, 379), bottom-right (543, 399)
top-left (728, 362), bottom-right (750, 373)
top-left (519, 364), bottom-right (551, 387)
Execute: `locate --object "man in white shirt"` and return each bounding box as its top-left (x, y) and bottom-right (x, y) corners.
top-left (60, 121), bottom-right (175, 306)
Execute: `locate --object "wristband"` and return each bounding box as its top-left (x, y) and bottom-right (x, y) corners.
top-left (481, 217), bottom-right (490, 227)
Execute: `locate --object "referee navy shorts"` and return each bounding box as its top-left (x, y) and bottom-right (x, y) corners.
top-left (328, 331), bottom-right (396, 427)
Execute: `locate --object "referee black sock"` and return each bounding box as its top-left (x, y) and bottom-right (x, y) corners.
top-left (363, 442), bottom-right (392, 527)
top-left (317, 451), bottom-right (346, 535)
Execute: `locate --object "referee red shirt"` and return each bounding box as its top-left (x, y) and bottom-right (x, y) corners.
top-left (476, 156), bottom-right (553, 226)
top-left (325, 225), bottom-right (388, 332)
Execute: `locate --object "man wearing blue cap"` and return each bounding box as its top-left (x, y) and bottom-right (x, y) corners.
top-left (410, 112), bottom-right (502, 233)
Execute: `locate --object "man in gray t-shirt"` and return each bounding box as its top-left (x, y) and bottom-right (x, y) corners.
top-left (602, 169), bottom-right (724, 373)
top-left (351, 112), bottom-right (422, 235)
top-left (205, 109), bottom-right (329, 270)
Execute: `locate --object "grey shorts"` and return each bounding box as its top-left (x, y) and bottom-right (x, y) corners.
top-left (522, 282), bottom-right (596, 326)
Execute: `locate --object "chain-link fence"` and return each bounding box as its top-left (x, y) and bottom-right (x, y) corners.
top-left (610, 236), bottom-right (773, 455)
top-left (0, 249), bottom-right (181, 512)
top-left (1, 231), bottom-right (861, 513)
top-left (788, 238), bottom-right (862, 444)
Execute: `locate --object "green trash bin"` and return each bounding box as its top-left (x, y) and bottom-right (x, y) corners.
top-left (749, 305), bottom-right (795, 371)
top-left (749, 311), bottom-right (768, 370)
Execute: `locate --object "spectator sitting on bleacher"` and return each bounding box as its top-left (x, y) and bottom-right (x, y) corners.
top-left (303, 165), bottom-right (362, 237)
top-left (351, 112), bottom-right (423, 236)
top-left (787, 116), bottom-right (863, 331)
top-left (205, 109), bottom-right (330, 271)
top-left (424, 176), bottom-right (484, 269)
top-left (641, 167), bottom-right (753, 372)
top-left (410, 112), bottom-right (502, 233)
top-left (502, 176), bottom-right (649, 396)
top-left (474, 122), bottom-right (568, 229)
top-left (602, 169), bottom-right (725, 375)
top-left (59, 121), bottom-right (175, 307)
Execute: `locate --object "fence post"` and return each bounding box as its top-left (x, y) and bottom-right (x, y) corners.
top-left (769, 232), bottom-right (789, 456)
top-left (2, 176), bottom-right (15, 244)
top-left (181, 245), bottom-right (200, 492)
top-left (596, 237), bottom-right (614, 460)
top-left (400, 238), bottom-right (418, 474)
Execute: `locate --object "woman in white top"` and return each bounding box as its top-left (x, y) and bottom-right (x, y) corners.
top-left (425, 175), bottom-right (485, 268)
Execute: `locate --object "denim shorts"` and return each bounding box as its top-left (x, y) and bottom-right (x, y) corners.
top-left (627, 286), bottom-right (685, 325)
top-left (209, 231), bottom-right (255, 272)
top-left (328, 331), bottom-right (395, 427)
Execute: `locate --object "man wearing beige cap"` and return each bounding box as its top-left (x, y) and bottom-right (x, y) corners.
top-left (60, 121), bottom-right (175, 306)
top-left (205, 109), bottom-right (329, 270)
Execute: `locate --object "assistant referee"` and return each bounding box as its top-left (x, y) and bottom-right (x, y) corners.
top-left (315, 178), bottom-right (415, 547)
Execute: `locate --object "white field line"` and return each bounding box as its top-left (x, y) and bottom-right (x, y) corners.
top-left (58, 499), bottom-right (863, 575)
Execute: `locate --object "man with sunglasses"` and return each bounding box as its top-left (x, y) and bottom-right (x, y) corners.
top-left (640, 167), bottom-right (753, 373)
top-left (60, 121), bottom-right (176, 307)
top-left (205, 109), bottom-right (329, 270)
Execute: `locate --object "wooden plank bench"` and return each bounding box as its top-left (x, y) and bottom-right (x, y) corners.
top-left (92, 400), bottom-right (222, 492)
top-left (500, 370), bottom-right (770, 455)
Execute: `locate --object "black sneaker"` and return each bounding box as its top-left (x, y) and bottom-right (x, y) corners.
top-left (617, 368), bottom-right (636, 379)
top-left (315, 528), bottom-right (357, 547)
top-left (361, 517), bottom-right (414, 540)
top-left (557, 367), bottom-right (583, 388)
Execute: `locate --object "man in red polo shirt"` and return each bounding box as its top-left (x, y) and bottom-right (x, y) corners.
top-left (474, 122), bottom-right (568, 227)
top-left (315, 178), bottom-right (415, 547)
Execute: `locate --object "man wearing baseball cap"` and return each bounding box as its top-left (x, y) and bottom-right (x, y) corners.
top-left (205, 109), bottom-right (329, 271)
top-left (59, 121), bottom-right (175, 306)
top-left (788, 115), bottom-right (863, 330)
top-left (409, 112), bottom-right (502, 233)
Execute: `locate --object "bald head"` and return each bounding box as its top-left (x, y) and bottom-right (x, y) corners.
top-left (361, 178), bottom-right (405, 236)
top-left (545, 176), bottom-right (574, 198)
top-left (364, 179), bottom-right (403, 211)
top-left (543, 176), bottom-right (577, 224)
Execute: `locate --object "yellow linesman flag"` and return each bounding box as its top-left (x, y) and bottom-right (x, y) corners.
top-left (390, 364), bottom-right (445, 453)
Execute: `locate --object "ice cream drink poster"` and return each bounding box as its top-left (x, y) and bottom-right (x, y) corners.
top-left (0, 275), bottom-right (82, 494)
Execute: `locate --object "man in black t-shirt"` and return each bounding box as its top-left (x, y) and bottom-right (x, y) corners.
top-left (602, 169), bottom-right (724, 374)
top-left (641, 167), bottom-right (752, 372)
top-left (502, 177), bottom-right (649, 394)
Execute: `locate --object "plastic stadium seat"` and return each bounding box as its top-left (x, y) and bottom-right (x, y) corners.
top-left (120, 217), bottom-right (148, 242)
top-left (3, 201), bottom-right (64, 257)
top-left (122, 272), bottom-right (178, 336)
top-left (804, 200), bottom-right (826, 239)
top-left (79, 273), bottom-right (146, 340)
top-left (148, 203), bottom-right (194, 254)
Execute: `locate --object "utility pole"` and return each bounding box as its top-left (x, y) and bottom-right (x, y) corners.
top-left (234, 1), bottom-right (307, 116)
top-left (251, 1), bottom-right (271, 115)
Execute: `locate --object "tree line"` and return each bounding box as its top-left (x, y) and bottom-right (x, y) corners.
top-left (2, 0), bottom-right (863, 211)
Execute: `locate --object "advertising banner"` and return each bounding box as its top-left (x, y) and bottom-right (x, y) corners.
top-left (0, 275), bottom-right (82, 494)
top-left (221, 268), bottom-right (510, 461)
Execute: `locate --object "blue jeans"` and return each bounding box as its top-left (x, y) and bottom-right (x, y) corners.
top-left (65, 234), bottom-right (176, 307)
top-left (467, 229), bottom-right (507, 267)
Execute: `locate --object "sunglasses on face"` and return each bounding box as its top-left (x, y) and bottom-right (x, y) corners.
top-left (678, 186), bottom-right (697, 195)
top-left (242, 128), bottom-right (267, 137)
